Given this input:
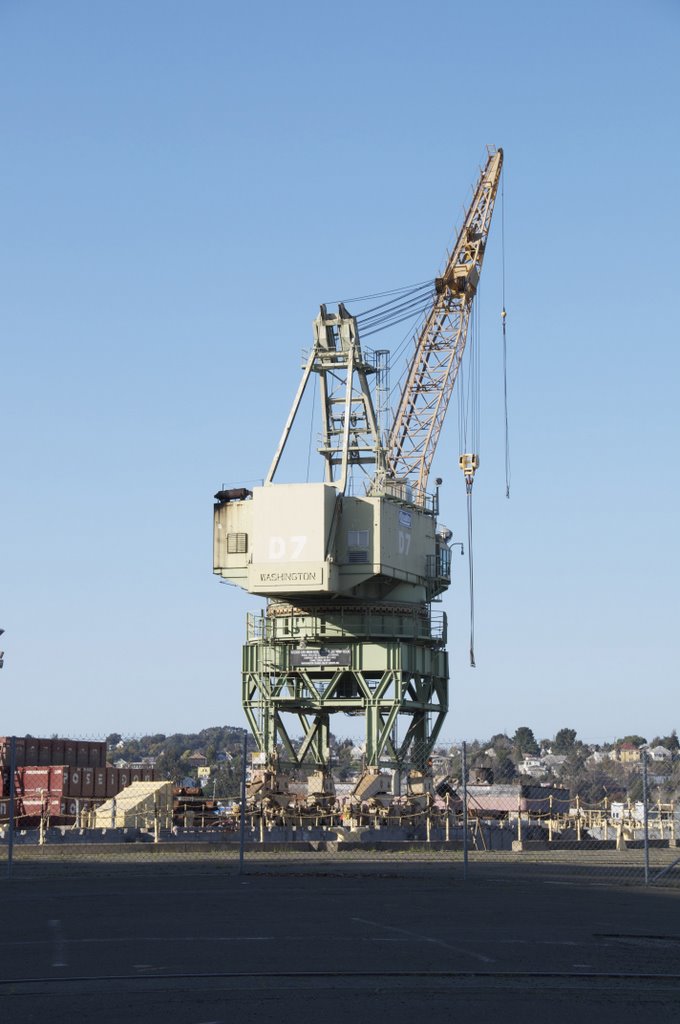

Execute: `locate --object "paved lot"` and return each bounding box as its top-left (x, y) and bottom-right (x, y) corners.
top-left (1, 854), bottom-right (680, 1022)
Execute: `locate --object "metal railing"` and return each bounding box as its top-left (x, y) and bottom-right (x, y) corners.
top-left (247, 607), bottom-right (447, 644)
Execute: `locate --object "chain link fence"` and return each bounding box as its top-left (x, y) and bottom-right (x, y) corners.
top-left (2, 732), bottom-right (679, 887)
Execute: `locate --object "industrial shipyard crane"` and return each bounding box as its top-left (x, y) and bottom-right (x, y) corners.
top-left (213, 147), bottom-right (503, 797)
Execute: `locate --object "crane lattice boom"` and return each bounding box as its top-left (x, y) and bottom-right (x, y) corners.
top-left (387, 147), bottom-right (503, 503)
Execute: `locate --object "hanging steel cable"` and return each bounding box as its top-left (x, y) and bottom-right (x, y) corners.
top-left (355, 286), bottom-right (436, 337)
top-left (327, 279), bottom-right (432, 306)
top-left (358, 292), bottom-right (435, 331)
top-left (327, 280), bottom-right (435, 340)
top-left (361, 300), bottom-right (436, 338)
top-left (458, 297), bottom-right (481, 668)
top-left (501, 168), bottom-right (511, 499)
top-left (354, 281), bottom-right (434, 321)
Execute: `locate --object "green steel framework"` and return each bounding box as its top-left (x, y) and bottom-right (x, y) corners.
top-left (241, 603), bottom-right (448, 772)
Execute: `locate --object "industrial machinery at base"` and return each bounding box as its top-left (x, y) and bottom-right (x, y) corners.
top-left (214, 148), bottom-right (503, 805)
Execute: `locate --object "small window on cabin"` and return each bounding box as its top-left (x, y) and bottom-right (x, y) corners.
top-left (227, 532), bottom-right (248, 554)
top-left (347, 530), bottom-right (370, 549)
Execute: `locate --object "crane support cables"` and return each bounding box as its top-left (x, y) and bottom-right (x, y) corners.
top-left (387, 147), bottom-right (503, 505)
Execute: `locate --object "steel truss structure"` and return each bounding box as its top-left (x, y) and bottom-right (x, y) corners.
top-left (242, 604), bottom-right (448, 772)
top-left (388, 147), bottom-right (503, 503)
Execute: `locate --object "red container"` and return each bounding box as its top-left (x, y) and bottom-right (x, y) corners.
top-left (38, 741), bottom-right (52, 765)
top-left (20, 766), bottom-right (69, 796)
top-left (52, 740), bottom-right (65, 764)
top-left (94, 769), bottom-right (107, 798)
top-left (22, 796), bottom-right (67, 817)
top-left (68, 768), bottom-right (82, 797)
top-left (25, 738), bottom-right (39, 764)
top-left (64, 741), bottom-right (77, 766)
top-left (77, 743), bottom-right (90, 767)
top-left (117, 768), bottom-right (130, 790)
top-left (143, 769), bottom-right (155, 782)
top-left (105, 768), bottom-right (119, 797)
top-left (21, 766), bottom-right (51, 793)
top-left (51, 767), bottom-right (69, 794)
top-left (130, 769), bottom-right (141, 784)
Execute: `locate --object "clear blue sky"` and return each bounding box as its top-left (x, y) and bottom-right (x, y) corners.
top-left (1, 0), bottom-right (678, 744)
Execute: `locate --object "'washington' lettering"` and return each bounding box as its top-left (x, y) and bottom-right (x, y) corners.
top-left (259, 571), bottom-right (318, 583)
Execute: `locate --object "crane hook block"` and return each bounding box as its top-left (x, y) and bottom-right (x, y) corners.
top-left (459, 453), bottom-right (479, 476)
top-left (459, 453), bottom-right (479, 489)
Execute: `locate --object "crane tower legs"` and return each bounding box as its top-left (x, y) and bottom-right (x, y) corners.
top-left (241, 600), bottom-right (448, 785)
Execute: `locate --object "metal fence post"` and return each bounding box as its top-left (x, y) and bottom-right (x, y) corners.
top-left (642, 750), bottom-right (649, 885)
top-left (153, 799), bottom-right (160, 844)
top-left (462, 741), bottom-right (468, 881)
top-left (238, 731), bottom-right (248, 875)
top-left (7, 736), bottom-right (16, 880)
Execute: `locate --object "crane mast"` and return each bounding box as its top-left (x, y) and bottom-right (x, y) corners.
top-left (213, 149), bottom-right (502, 798)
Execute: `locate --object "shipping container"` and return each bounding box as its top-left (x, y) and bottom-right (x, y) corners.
top-left (22, 796), bottom-right (68, 817)
top-left (105, 768), bottom-right (118, 797)
top-left (51, 766), bottom-right (70, 795)
top-left (118, 768), bottom-right (130, 790)
top-left (0, 798), bottom-right (15, 818)
top-left (0, 737), bottom-right (27, 766)
top-left (81, 767), bottom-right (94, 797)
top-left (0, 736), bottom-right (107, 769)
top-left (89, 742), bottom-right (105, 767)
top-left (1, 768), bottom-right (23, 798)
top-left (94, 769), bottom-right (107, 798)
top-left (68, 768), bottom-right (82, 797)
top-left (0, 736), bottom-right (111, 768)
top-left (19, 765), bottom-right (70, 796)
top-left (21, 766), bottom-right (51, 792)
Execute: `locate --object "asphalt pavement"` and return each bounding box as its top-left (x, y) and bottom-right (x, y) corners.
top-left (1, 858), bottom-right (680, 1022)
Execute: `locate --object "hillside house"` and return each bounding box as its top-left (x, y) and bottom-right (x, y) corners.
top-left (613, 742), bottom-right (641, 764)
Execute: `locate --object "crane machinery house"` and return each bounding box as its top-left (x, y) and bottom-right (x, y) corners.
top-left (214, 148), bottom-right (503, 796)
